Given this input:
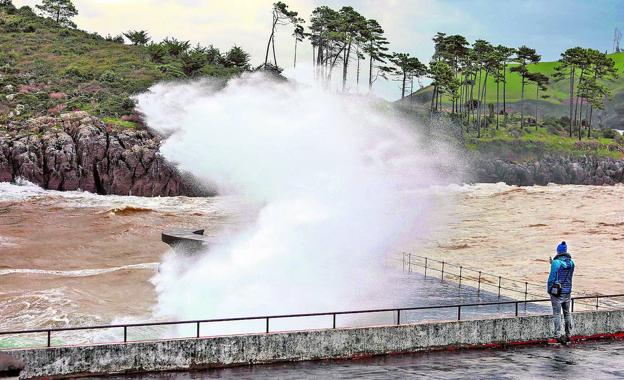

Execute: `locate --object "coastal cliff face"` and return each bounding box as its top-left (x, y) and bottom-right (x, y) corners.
top-left (470, 155), bottom-right (624, 186)
top-left (0, 111), bottom-right (198, 197)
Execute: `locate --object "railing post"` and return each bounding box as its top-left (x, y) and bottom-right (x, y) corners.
top-left (124, 326), bottom-right (127, 342)
top-left (333, 314), bottom-right (336, 329)
top-left (572, 298), bottom-right (575, 312)
top-left (459, 266), bottom-right (463, 287)
top-left (515, 302), bottom-right (518, 316)
top-left (402, 253), bottom-right (405, 272)
top-left (196, 322), bottom-right (200, 338)
top-left (497, 276), bottom-right (501, 298)
top-left (441, 261), bottom-right (445, 281)
top-left (596, 297), bottom-right (599, 310)
top-left (477, 271), bottom-right (481, 294)
top-left (408, 253), bottom-right (412, 273)
top-left (457, 305), bottom-right (461, 321)
top-left (524, 282), bottom-right (528, 301)
top-left (266, 318), bottom-right (270, 333)
top-left (47, 330), bottom-right (51, 348)
top-left (397, 309), bottom-right (401, 325)
top-left (424, 257), bottom-right (428, 277)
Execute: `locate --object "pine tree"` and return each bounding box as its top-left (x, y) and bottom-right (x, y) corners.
top-left (36, 0), bottom-right (78, 28)
top-left (123, 30), bottom-right (150, 46)
top-left (224, 45), bottom-right (251, 70)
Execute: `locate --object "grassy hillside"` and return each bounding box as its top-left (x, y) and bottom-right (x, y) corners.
top-left (0, 4), bottom-right (242, 125)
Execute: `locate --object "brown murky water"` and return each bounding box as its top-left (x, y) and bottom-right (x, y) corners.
top-left (415, 183), bottom-right (624, 296)
top-left (1, 182), bottom-right (622, 334)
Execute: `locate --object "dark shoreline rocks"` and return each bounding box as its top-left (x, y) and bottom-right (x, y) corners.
top-left (470, 155), bottom-right (624, 186)
top-left (0, 111), bottom-right (203, 197)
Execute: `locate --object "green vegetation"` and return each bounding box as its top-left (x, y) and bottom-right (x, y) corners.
top-left (102, 117), bottom-right (138, 130)
top-left (0, 1), bottom-right (250, 123)
top-left (466, 122), bottom-right (624, 159)
top-left (391, 32), bottom-right (624, 159)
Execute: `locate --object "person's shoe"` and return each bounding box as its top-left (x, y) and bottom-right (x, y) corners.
top-left (556, 335), bottom-right (567, 344)
top-left (564, 334), bottom-right (571, 344)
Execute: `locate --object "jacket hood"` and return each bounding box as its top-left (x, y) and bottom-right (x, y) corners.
top-left (554, 252), bottom-right (572, 260)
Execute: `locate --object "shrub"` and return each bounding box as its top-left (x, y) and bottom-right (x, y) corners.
top-left (157, 64), bottom-right (186, 78)
top-left (106, 34), bottom-right (124, 44)
top-left (4, 19), bottom-right (23, 33)
top-left (96, 93), bottom-right (136, 116)
top-left (602, 128), bottom-right (618, 139)
top-left (181, 49), bottom-right (207, 77)
top-left (64, 65), bottom-right (83, 78)
top-left (146, 42), bottom-right (167, 63)
top-left (23, 24), bottom-right (36, 32)
top-left (99, 70), bottom-right (118, 83)
top-left (162, 37), bottom-right (190, 57)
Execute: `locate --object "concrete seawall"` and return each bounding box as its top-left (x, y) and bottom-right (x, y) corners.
top-left (4, 309), bottom-right (624, 379)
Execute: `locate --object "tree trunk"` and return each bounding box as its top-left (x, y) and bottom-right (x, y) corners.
top-left (401, 71), bottom-right (407, 99)
top-left (478, 71), bottom-right (489, 128)
top-left (520, 77), bottom-right (525, 129)
top-left (476, 67), bottom-right (483, 127)
top-left (482, 74), bottom-right (488, 130)
top-left (469, 74), bottom-right (476, 125)
top-left (368, 43), bottom-right (374, 90)
top-left (503, 64), bottom-right (507, 127)
top-left (535, 85), bottom-right (539, 129)
top-left (264, 15), bottom-right (278, 67)
top-left (430, 85), bottom-right (437, 112)
top-left (272, 33), bottom-right (278, 68)
top-left (342, 40), bottom-right (352, 92)
top-left (356, 47), bottom-right (361, 91)
top-left (578, 96), bottom-right (584, 141)
top-left (573, 69), bottom-right (585, 132)
top-left (587, 105), bottom-right (594, 138)
top-left (496, 72), bottom-right (500, 130)
top-left (459, 75), bottom-right (464, 117)
top-left (293, 38), bottom-right (298, 68)
top-left (569, 68), bottom-right (575, 137)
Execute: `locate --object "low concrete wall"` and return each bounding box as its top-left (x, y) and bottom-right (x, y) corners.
top-left (4, 309), bottom-right (624, 379)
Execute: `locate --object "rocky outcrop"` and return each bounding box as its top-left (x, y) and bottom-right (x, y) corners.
top-left (0, 111), bottom-right (202, 196)
top-left (470, 155), bottom-right (624, 186)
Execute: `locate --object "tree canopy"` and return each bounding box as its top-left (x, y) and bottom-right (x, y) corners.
top-left (36, 0), bottom-right (78, 28)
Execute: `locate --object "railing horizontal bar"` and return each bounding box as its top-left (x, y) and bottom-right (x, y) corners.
top-left (402, 255), bottom-right (595, 298)
top-left (3, 294), bottom-right (623, 337)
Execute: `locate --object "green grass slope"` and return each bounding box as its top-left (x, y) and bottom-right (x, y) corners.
top-left (0, 5), bottom-right (241, 124)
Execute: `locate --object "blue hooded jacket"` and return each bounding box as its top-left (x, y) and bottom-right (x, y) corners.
top-left (547, 252), bottom-right (575, 294)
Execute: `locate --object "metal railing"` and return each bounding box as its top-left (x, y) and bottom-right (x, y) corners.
top-left (1, 294), bottom-right (623, 349)
top-left (399, 253), bottom-right (613, 310)
top-left (402, 253), bottom-right (608, 300)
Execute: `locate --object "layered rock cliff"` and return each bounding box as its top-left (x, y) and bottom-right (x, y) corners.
top-left (470, 155), bottom-right (624, 186)
top-left (0, 111), bottom-right (199, 196)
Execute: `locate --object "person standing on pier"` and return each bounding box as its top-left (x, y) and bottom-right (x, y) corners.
top-left (547, 241), bottom-right (575, 344)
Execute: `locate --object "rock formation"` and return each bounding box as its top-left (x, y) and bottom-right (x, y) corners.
top-left (470, 155), bottom-right (624, 186)
top-left (0, 111), bottom-right (201, 197)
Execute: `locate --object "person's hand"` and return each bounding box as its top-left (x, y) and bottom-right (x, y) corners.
top-left (549, 257), bottom-right (552, 264)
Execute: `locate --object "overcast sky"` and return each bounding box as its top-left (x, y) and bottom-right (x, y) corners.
top-left (13, 0), bottom-right (624, 100)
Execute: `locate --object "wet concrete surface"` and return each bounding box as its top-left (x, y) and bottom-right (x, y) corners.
top-left (98, 339), bottom-right (624, 380)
